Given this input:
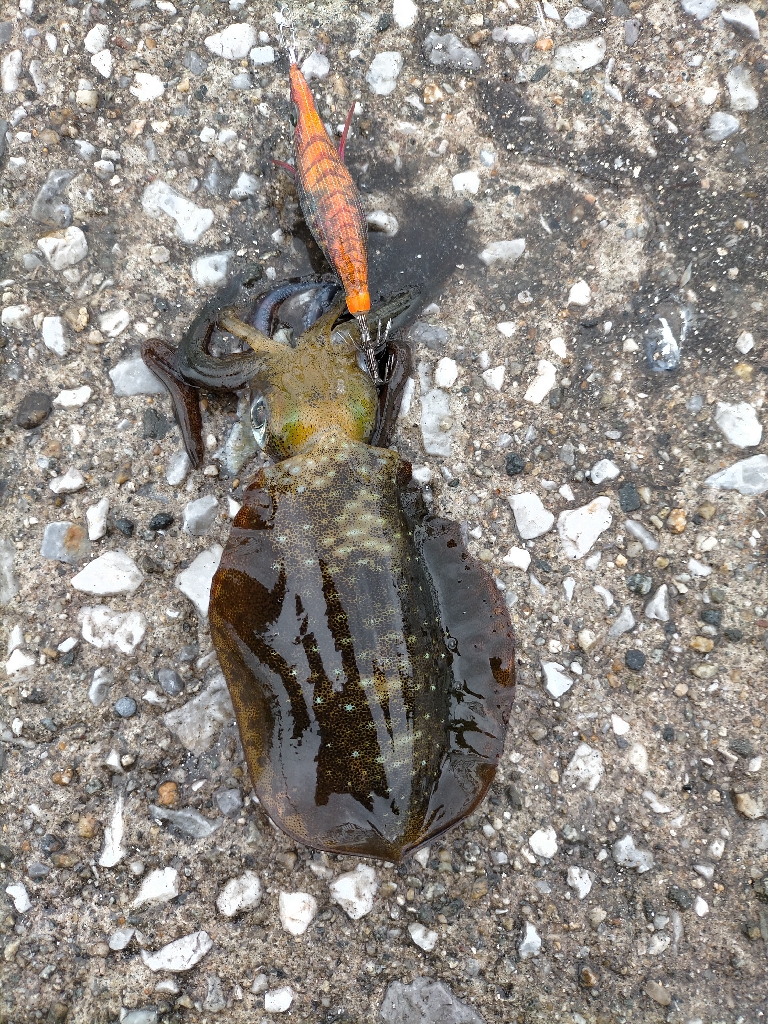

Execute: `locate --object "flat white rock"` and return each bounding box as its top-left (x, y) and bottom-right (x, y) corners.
top-left (166, 451), bottom-right (191, 485)
top-left (567, 866), bottom-right (593, 899)
top-left (612, 833), bottom-right (654, 873)
top-left (250, 45), bottom-right (275, 65)
top-left (108, 926), bottom-right (135, 951)
top-left (84, 24), bottom-right (110, 54)
top-left (524, 359), bottom-right (557, 404)
top-left (509, 492), bottom-right (554, 539)
top-left (452, 170), bottom-right (480, 195)
top-left (99, 795), bottom-right (126, 867)
top-left (141, 931), bottom-right (213, 972)
top-left (191, 250), bottom-right (233, 288)
top-left (91, 50), bottom-right (113, 79)
top-left (482, 366), bottom-right (505, 391)
top-left (625, 519), bottom-right (658, 552)
top-left (541, 661), bottom-right (573, 698)
top-left (5, 882), bottom-right (32, 914)
top-left (681, 0), bottom-right (718, 19)
top-left (329, 865), bottom-right (378, 920)
top-left (1, 305), bottom-right (30, 330)
top-left (705, 454), bottom-right (768, 495)
top-left (705, 110), bottom-right (740, 141)
top-left (408, 921), bottom-right (438, 951)
top-left (518, 921), bottom-right (541, 958)
top-left (434, 358), bottom-right (458, 389)
top-left (205, 24), bottom-right (257, 60)
top-left (54, 385), bottom-right (91, 408)
top-left (86, 497), bottom-right (109, 540)
top-left (502, 547), bottom-right (531, 571)
top-left (132, 867), bottom-right (181, 908)
top-left (611, 714), bottom-right (630, 736)
top-left (100, 309), bottom-right (130, 337)
top-left (130, 72), bottom-right (165, 102)
top-left (478, 238), bottom-right (525, 266)
top-left (736, 330), bottom-right (754, 354)
top-left (109, 353), bottom-right (166, 396)
top-left (42, 315), bottom-right (68, 356)
top-left (492, 25), bottom-right (537, 45)
top-left (563, 743), bottom-right (604, 792)
top-left (175, 544), bottom-right (223, 617)
top-left (714, 401), bottom-right (762, 447)
top-left (688, 557), bottom-right (712, 577)
top-left (80, 606), bottom-right (147, 655)
top-left (37, 226), bottom-right (88, 270)
top-left (626, 742), bottom-right (649, 774)
top-left (366, 51), bottom-right (403, 95)
top-left (50, 469), bottom-right (85, 494)
top-left (529, 826), bottom-right (558, 859)
top-left (645, 584), bottom-right (670, 621)
top-left (183, 494), bottom-right (219, 535)
top-left (722, 4), bottom-right (760, 39)
top-left (163, 673), bottom-right (234, 756)
top-left (5, 649), bottom-right (35, 677)
top-left (301, 51), bottom-right (330, 81)
top-left (420, 388), bottom-right (452, 457)
top-left (142, 181), bottom-right (214, 244)
top-left (564, 7), bottom-right (591, 29)
top-left (217, 871), bottom-right (262, 917)
top-left (558, 497), bottom-right (612, 559)
top-left (590, 458), bottom-right (620, 484)
top-left (71, 551), bottom-right (143, 595)
top-left (568, 279), bottom-right (592, 305)
top-left (726, 65), bottom-right (758, 111)
top-left (366, 210), bottom-right (399, 236)
top-left (278, 891), bottom-right (318, 936)
top-left (264, 986), bottom-right (294, 1013)
top-left (608, 605), bottom-right (635, 637)
top-left (554, 36), bottom-right (606, 72)
top-left (393, 0), bottom-right (419, 29)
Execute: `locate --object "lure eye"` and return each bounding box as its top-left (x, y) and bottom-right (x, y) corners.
top-left (289, 102), bottom-right (298, 127)
top-left (250, 390), bottom-right (268, 449)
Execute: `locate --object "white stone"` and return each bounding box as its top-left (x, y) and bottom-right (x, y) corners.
top-left (408, 921), bottom-right (438, 951)
top-left (99, 795), bottom-right (126, 867)
top-left (492, 25), bottom-right (537, 46)
top-left (393, 0), bottom-right (419, 28)
top-left (611, 714), bottom-right (630, 736)
top-left (79, 605), bottom-right (147, 655)
top-left (278, 891), bottom-right (317, 935)
top-left (183, 494), bottom-right (219, 535)
top-left (681, 0), bottom-right (717, 19)
top-left (141, 931), bottom-right (213, 972)
top-left (42, 316), bottom-right (67, 356)
top-left (54, 386), bottom-right (91, 408)
top-left (108, 352), bottom-right (164, 396)
top-left (518, 922), bottom-right (541, 959)
top-left (166, 451), bottom-right (192, 486)
top-left (541, 662), bottom-right (573, 698)
top-left (1, 305), bottom-right (30, 330)
top-left (249, 45), bottom-right (275, 65)
top-left (84, 24), bottom-right (109, 54)
top-left (497, 322), bottom-right (516, 338)
top-left (366, 52), bottom-right (403, 95)
top-left (568, 279), bottom-right (592, 306)
top-left (612, 833), bottom-right (654, 873)
top-left (643, 790), bottom-right (672, 813)
top-left (523, 359), bottom-right (557, 404)
top-left (130, 72), bottom-right (165, 102)
top-left (557, 497), bottom-right (612, 559)
top-left (705, 454), bottom-right (768, 495)
top-left (482, 366), bottom-right (505, 391)
top-left (554, 36), bottom-right (606, 72)
top-left (301, 51), bottom-right (330, 81)
top-left (108, 926), bottom-right (134, 952)
top-left (5, 882), bottom-right (31, 914)
top-left (726, 65), bottom-right (758, 111)
top-left (142, 181), bottom-right (214, 244)
top-left (2, 50), bottom-right (22, 94)
top-left (37, 226), bottom-right (88, 270)
top-left (205, 24), bottom-right (256, 59)
top-left (714, 401), bottom-right (762, 448)
top-left (264, 987), bottom-right (294, 1013)
top-left (590, 459), bottom-right (620, 485)
top-left (7, 625), bottom-right (23, 656)
top-left (478, 238), bottom-right (525, 266)
top-left (50, 469), bottom-right (86, 494)
top-left (563, 743), bottom-right (604, 792)
top-left (624, 519), bottom-right (658, 552)
top-left (6, 648), bottom-right (35, 677)
top-left (626, 742), bottom-right (649, 774)
top-left (509, 492), bottom-right (554, 540)
top-left (705, 111), bottom-right (740, 141)
top-left (132, 867), bottom-right (181, 908)
top-left (529, 826), bottom-right (558, 859)
top-left (434, 358), bottom-right (458, 389)
top-left (71, 551), bottom-right (143, 595)
top-left (452, 170), bottom-right (480, 195)
top-left (567, 866), bottom-right (592, 899)
top-left (191, 250), bottom-right (233, 288)
top-left (175, 544), bottom-right (223, 617)
top-left (694, 896), bottom-right (709, 917)
top-left (645, 584), bottom-right (670, 621)
top-left (329, 865), bottom-right (378, 920)
top-left (687, 557), bottom-right (712, 577)
top-left (217, 871), bottom-right (262, 917)
top-left (502, 547), bottom-right (531, 571)
top-left (420, 388), bottom-right (452, 457)
top-left (549, 337), bottom-right (567, 359)
top-left (99, 309), bottom-right (130, 337)
top-left (91, 49), bottom-right (113, 79)
top-left (608, 606), bottom-right (635, 638)
top-left (736, 330), bottom-right (754, 354)
top-left (163, 673), bottom-right (233, 756)
top-left (564, 7), bottom-right (591, 29)
top-left (722, 4), bottom-right (760, 39)
top-left (366, 210), bottom-right (399, 236)
top-left (543, 1), bottom-right (560, 18)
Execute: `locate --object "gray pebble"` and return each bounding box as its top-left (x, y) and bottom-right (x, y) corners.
top-left (114, 696), bottom-right (138, 718)
top-left (215, 787), bottom-right (243, 817)
top-left (158, 668), bottom-right (184, 696)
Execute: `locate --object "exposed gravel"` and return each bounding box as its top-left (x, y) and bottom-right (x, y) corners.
top-left (1, 0), bottom-right (767, 1022)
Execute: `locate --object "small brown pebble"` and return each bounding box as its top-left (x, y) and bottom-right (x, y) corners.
top-left (51, 766), bottom-right (74, 786)
top-left (157, 781), bottom-right (179, 807)
top-left (63, 306), bottom-right (89, 332)
top-left (78, 814), bottom-right (99, 839)
top-left (145, 36), bottom-right (157, 48)
top-left (90, 942), bottom-right (110, 958)
top-left (38, 128), bottom-right (60, 147)
top-left (423, 82), bottom-right (444, 104)
top-left (114, 464), bottom-right (132, 486)
top-left (468, 29), bottom-right (489, 44)
top-left (471, 877), bottom-right (488, 899)
top-left (615, 553), bottom-right (627, 567)
top-left (15, 392), bottom-right (52, 429)
top-left (667, 508), bottom-right (686, 533)
top-left (696, 501), bottom-right (716, 520)
top-left (51, 852), bottom-right (78, 868)
top-left (535, 36), bottom-right (553, 50)
top-left (579, 965), bottom-right (600, 988)
top-left (690, 636), bottom-right (714, 653)
top-left (654, 556), bottom-right (669, 569)
top-left (691, 663), bottom-right (717, 679)
top-left (734, 362), bottom-right (753, 382)
top-left (86, 329), bottom-right (106, 346)
top-left (734, 792), bottom-right (765, 820)
top-left (275, 851), bottom-right (298, 871)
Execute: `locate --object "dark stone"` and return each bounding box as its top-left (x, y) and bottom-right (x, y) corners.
top-left (149, 512), bottom-right (174, 531)
top-left (618, 481), bottom-right (641, 512)
top-left (142, 554), bottom-right (164, 574)
top-left (409, 321), bottom-right (448, 351)
top-left (114, 696), bottom-right (137, 718)
top-left (0, 22), bottom-right (13, 44)
top-left (377, 12), bottom-right (391, 31)
top-left (30, 169), bottom-right (76, 228)
top-left (142, 408), bottom-right (171, 440)
top-left (662, 724), bottom-right (675, 742)
top-left (626, 573), bottom-right (652, 596)
top-left (158, 668), bottom-right (184, 697)
top-left (548, 387), bottom-right (562, 409)
top-left (183, 50), bottom-right (207, 75)
top-left (15, 391), bottom-right (52, 429)
top-left (21, 688), bottom-right (47, 704)
top-left (625, 649), bottom-right (645, 671)
top-left (611, 0), bottom-right (630, 15)
top-left (0, 843), bottom-right (14, 864)
top-left (202, 158), bottom-right (230, 198)
top-left (667, 885), bottom-right (694, 911)
top-left (506, 784), bottom-right (523, 810)
top-left (0, 119), bottom-right (8, 162)
top-left (729, 736), bottom-right (755, 759)
top-left (625, 17), bottom-right (641, 46)
top-left (178, 642), bottom-right (199, 663)
top-left (505, 452), bottom-right (525, 476)
top-left (700, 608), bottom-right (722, 627)
top-left (114, 517), bottom-right (135, 537)
top-left (27, 861), bottom-right (50, 879)
top-left (724, 627), bottom-right (743, 642)
top-left (754, 875), bottom-right (768, 902)
top-left (529, 65), bottom-right (549, 83)
top-left (40, 834), bottom-right (64, 855)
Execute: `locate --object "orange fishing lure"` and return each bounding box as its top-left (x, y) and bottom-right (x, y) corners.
top-left (275, 54), bottom-right (377, 377)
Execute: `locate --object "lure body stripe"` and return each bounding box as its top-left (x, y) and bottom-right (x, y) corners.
top-left (289, 63), bottom-right (370, 317)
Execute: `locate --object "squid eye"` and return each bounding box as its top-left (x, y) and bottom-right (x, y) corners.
top-left (250, 391), bottom-right (268, 449)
